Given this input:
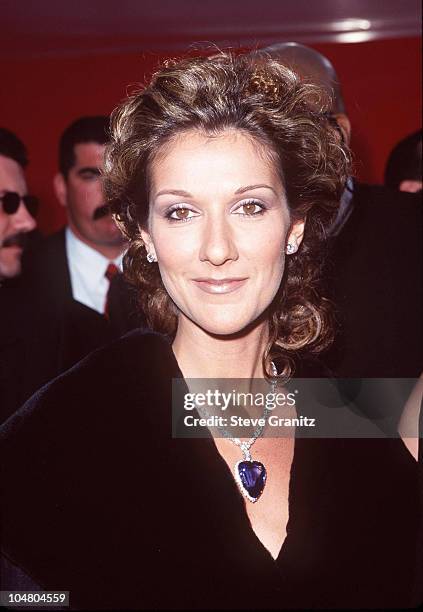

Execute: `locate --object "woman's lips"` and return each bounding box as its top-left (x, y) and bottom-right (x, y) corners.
top-left (192, 278), bottom-right (248, 294)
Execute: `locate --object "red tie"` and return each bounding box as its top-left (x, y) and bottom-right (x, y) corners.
top-left (104, 263), bottom-right (120, 318)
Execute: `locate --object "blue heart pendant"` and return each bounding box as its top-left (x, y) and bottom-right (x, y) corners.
top-left (234, 460), bottom-right (267, 503)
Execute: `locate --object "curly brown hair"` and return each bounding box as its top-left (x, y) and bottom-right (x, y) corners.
top-left (104, 51), bottom-right (351, 379)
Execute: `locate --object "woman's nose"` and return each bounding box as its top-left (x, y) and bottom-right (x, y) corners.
top-left (198, 213), bottom-right (238, 266)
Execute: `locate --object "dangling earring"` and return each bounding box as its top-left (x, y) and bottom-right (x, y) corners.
top-left (286, 242), bottom-right (297, 255)
top-left (146, 252), bottom-right (157, 263)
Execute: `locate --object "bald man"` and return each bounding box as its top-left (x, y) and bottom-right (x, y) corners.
top-left (255, 43), bottom-right (422, 382)
top-left (254, 42), bottom-right (351, 141)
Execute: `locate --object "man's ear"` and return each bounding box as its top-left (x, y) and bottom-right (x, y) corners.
top-left (333, 113), bottom-right (351, 146)
top-left (53, 173), bottom-right (67, 207)
top-left (140, 227), bottom-right (157, 259)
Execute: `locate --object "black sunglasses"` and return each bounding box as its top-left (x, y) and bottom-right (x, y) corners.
top-left (0, 191), bottom-right (39, 218)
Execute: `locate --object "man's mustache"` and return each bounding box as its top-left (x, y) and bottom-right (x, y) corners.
top-left (2, 232), bottom-right (28, 249)
top-left (93, 204), bottom-right (111, 220)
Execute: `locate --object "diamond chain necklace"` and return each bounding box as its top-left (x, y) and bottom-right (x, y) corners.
top-left (199, 362), bottom-right (277, 503)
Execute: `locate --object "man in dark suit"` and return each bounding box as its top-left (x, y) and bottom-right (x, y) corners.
top-left (1, 117), bottom-right (142, 423)
top-left (256, 43), bottom-right (422, 382)
top-left (0, 129), bottom-right (39, 423)
top-left (0, 128), bottom-right (37, 283)
top-left (32, 116), bottom-right (127, 313)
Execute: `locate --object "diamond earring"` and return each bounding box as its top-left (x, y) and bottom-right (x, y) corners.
top-left (146, 252), bottom-right (157, 263)
top-left (286, 242), bottom-right (298, 255)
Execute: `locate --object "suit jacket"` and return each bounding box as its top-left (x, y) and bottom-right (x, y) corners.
top-left (0, 286), bottom-right (32, 423)
top-left (0, 229), bottom-right (143, 423)
top-left (323, 183), bottom-right (423, 378)
top-left (0, 330), bottom-right (419, 610)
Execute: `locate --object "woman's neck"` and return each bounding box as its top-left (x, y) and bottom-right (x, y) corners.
top-left (172, 315), bottom-right (269, 380)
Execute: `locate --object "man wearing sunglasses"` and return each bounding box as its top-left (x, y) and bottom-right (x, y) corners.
top-left (0, 128), bottom-right (37, 282)
top-left (0, 129), bottom-right (39, 426)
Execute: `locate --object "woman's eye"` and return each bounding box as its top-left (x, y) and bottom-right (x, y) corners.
top-left (234, 200), bottom-right (265, 216)
top-left (167, 206), bottom-right (197, 221)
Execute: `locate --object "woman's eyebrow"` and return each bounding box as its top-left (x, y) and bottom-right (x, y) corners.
top-left (234, 184), bottom-right (277, 195)
top-left (155, 184), bottom-right (278, 198)
top-left (155, 189), bottom-right (193, 198)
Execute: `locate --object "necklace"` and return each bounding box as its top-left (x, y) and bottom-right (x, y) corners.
top-left (199, 363), bottom-right (277, 503)
top-left (224, 407), bottom-right (271, 503)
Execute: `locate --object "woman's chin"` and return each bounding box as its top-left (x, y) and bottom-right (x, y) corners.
top-left (190, 313), bottom-right (262, 338)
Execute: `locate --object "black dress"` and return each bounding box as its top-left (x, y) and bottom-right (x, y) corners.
top-left (0, 330), bottom-right (420, 609)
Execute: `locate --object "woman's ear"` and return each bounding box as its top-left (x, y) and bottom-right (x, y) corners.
top-left (286, 218), bottom-right (305, 254)
top-left (140, 228), bottom-right (157, 260)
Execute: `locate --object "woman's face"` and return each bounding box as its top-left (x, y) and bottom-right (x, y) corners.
top-left (143, 129), bottom-right (304, 336)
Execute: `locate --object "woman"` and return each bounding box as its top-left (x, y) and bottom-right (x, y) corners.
top-left (1, 53), bottom-right (419, 610)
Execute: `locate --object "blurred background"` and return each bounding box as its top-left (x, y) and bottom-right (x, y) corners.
top-left (1, 0), bottom-right (421, 234)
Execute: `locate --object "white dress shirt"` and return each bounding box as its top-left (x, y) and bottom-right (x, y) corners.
top-left (65, 227), bottom-right (123, 314)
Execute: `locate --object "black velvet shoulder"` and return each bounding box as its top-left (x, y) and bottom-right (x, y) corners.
top-left (1, 330), bottom-right (191, 608)
top-left (1, 329), bottom-right (178, 437)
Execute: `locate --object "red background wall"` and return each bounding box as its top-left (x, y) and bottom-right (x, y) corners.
top-left (1, 36), bottom-right (421, 234)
